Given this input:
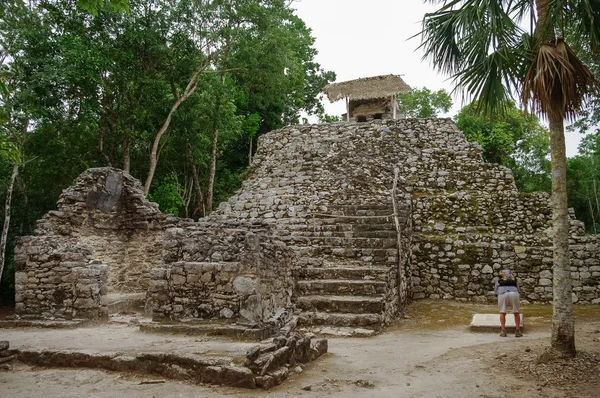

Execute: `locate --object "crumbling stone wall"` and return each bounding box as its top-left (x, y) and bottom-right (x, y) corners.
top-left (14, 236), bottom-right (108, 319)
top-left (397, 120), bottom-right (600, 303)
top-left (14, 168), bottom-right (169, 319)
top-left (15, 167), bottom-right (297, 323)
top-left (148, 218), bottom-right (296, 323)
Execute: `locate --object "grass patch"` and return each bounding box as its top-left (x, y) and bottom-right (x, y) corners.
top-left (389, 300), bottom-right (600, 332)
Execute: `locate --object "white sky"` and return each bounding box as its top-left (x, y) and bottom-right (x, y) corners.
top-left (293, 0), bottom-right (585, 157)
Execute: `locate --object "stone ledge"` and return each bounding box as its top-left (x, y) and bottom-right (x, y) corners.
top-left (139, 322), bottom-right (268, 341)
top-left (0, 319), bottom-right (89, 329)
top-left (10, 334), bottom-right (327, 389)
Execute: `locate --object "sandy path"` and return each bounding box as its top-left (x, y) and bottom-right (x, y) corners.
top-left (0, 324), bottom-right (567, 398)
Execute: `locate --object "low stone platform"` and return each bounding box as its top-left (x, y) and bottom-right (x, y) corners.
top-left (139, 322), bottom-right (268, 341)
top-left (0, 323), bottom-right (327, 389)
top-left (0, 319), bottom-right (89, 329)
top-left (470, 313), bottom-right (525, 333)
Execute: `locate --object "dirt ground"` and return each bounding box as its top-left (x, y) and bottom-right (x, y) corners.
top-left (1, 301), bottom-right (599, 398)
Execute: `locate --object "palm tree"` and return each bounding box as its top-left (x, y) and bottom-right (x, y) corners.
top-left (418, 0), bottom-right (600, 358)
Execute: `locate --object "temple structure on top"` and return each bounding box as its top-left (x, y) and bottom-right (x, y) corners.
top-left (323, 74), bottom-right (412, 122)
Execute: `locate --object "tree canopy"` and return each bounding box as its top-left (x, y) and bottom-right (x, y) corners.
top-left (0, 0), bottom-right (334, 300)
top-left (397, 87), bottom-right (452, 118)
top-left (455, 101), bottom-right (551, 193)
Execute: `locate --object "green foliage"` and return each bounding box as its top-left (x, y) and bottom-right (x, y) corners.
top-left (567, 133), bottom-right (600, 233)
top-left (77, 0), bottom-right (129, 15)
top-left (317, 113), bottom-right (341, 123)
top-left (147, 174), bottom-right (185, 216)
top-left (565, 25), bottom-right (600, 135)
top-left (397, 87), bottom-right (452, 118)
top-left (455, 101), bottom-right (551, 193)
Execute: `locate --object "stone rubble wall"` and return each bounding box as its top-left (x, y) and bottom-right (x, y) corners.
top-left (395, 120), bottom-right (599, 303)
top-left (13, 236), bottom-right (108, 319)
top-left (148, 218), bottom-right (296, 323)
top-left (14, 168), bottom-right (172, 319)
top-left (15, 167), bottom-right (296, 324)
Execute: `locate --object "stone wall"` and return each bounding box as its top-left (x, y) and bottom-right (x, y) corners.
top-left (14, 168), bottom-right (170, 319)
top-left (15, 168), bottom-right (297, 324)
top-left (148, 218), bottom-right (296, 323)
top-left (14, 236), bottom-right (108, 319)
top-left (396, 120), bottom-right (600, 303)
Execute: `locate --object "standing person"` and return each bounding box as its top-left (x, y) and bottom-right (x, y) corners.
top-left (494, 269), bottom-right (523, 337)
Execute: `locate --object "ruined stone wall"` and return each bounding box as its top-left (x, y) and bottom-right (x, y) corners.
top-left (27, 168), bottom-right (168, 293)
top-left (14, 168), bottom-right (169, 319)
top-left (14, 236), bottom-right (108, 319)
top-left (15, 167), bottom-right (297, 323)
top-left (218, 119), bottom-right (600, 308)
top-left (148, 219), bottom-right (296, 323)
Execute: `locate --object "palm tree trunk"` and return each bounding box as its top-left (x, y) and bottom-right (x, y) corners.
top-left (548, 115), bottom-right (576, 357)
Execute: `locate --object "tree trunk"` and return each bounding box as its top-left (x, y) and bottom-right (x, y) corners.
top-left (248, 136), bottom-right (253, 166)
top-left (143, 58), bottom-right (214, 195)
top-left (548, 115), bottom-right (576, 357)
top-left (206, 126), bottom-right (218, 213)
top-left (0, 163), bottom-right (19, 285)
top-left (123, 136), bottom-right (131, 174)
top-left (205, 67), bottom-right (228, 213)
top-left (187, 145), bottom-right (205, 218)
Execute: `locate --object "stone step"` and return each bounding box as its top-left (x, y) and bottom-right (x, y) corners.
top-left (306, 216), bottom-right (396, 226)
top-left (296, 295), bottom-right (385, 314)
top-left (292, 246), bottom-right (398, 262)
top-left (297, 256), bottom-right (398, 267)
top-left (103, 293), bottom-right (147, 315)
top-left (279, 236), bottom-right (397, 249)
top-left (316, 208), bottom-right (394, 217)
top-left (277, 223), bottom-right (397, 233)
top-left (296, 266), bottom-right (391, 281)
top-left (297, 279), bottom-right (387, 296)
top-left (297, 311), bottom-right (383, 327)
top-left (327, 203), bottom-right (393, 210)
top-left (278, 230), bottom-right (399, 239)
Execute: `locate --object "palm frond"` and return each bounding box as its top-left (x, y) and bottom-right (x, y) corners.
top-left (560, 0), bottom-right (600, 54)
top-left (452, 43), bottom-right (528, 114)
top-left (522, 39), bottom-right (600, 121)
top-left (417, 0), bottom-right (531, 114)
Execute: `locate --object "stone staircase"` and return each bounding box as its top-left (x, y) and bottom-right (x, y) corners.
top-left (275, 204), bottom-right (400, 333)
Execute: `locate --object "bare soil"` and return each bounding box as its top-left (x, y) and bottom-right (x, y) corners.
top-left (1, 301), bottom-right (599, 398)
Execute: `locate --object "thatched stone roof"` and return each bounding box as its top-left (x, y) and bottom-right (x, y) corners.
top-left (323, 74), bottom-right (412, 102)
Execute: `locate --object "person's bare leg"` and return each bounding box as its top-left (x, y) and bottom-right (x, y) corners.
top-left (500, 312), bottom-right (506, 329)
top-left (514, 312), bottom-right (520, 330)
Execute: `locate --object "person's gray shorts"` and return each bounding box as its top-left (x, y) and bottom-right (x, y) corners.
top-left (498, 291), bottom-right (520, 313)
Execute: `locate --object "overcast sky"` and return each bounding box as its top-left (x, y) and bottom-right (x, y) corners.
top-left (293, 0), bottom-right (585, 157)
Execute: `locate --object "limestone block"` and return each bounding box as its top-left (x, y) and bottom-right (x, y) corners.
top-left (539, 278), bottom-right (552, 286)
top-left (234, 276), bottom-right (258, 295)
